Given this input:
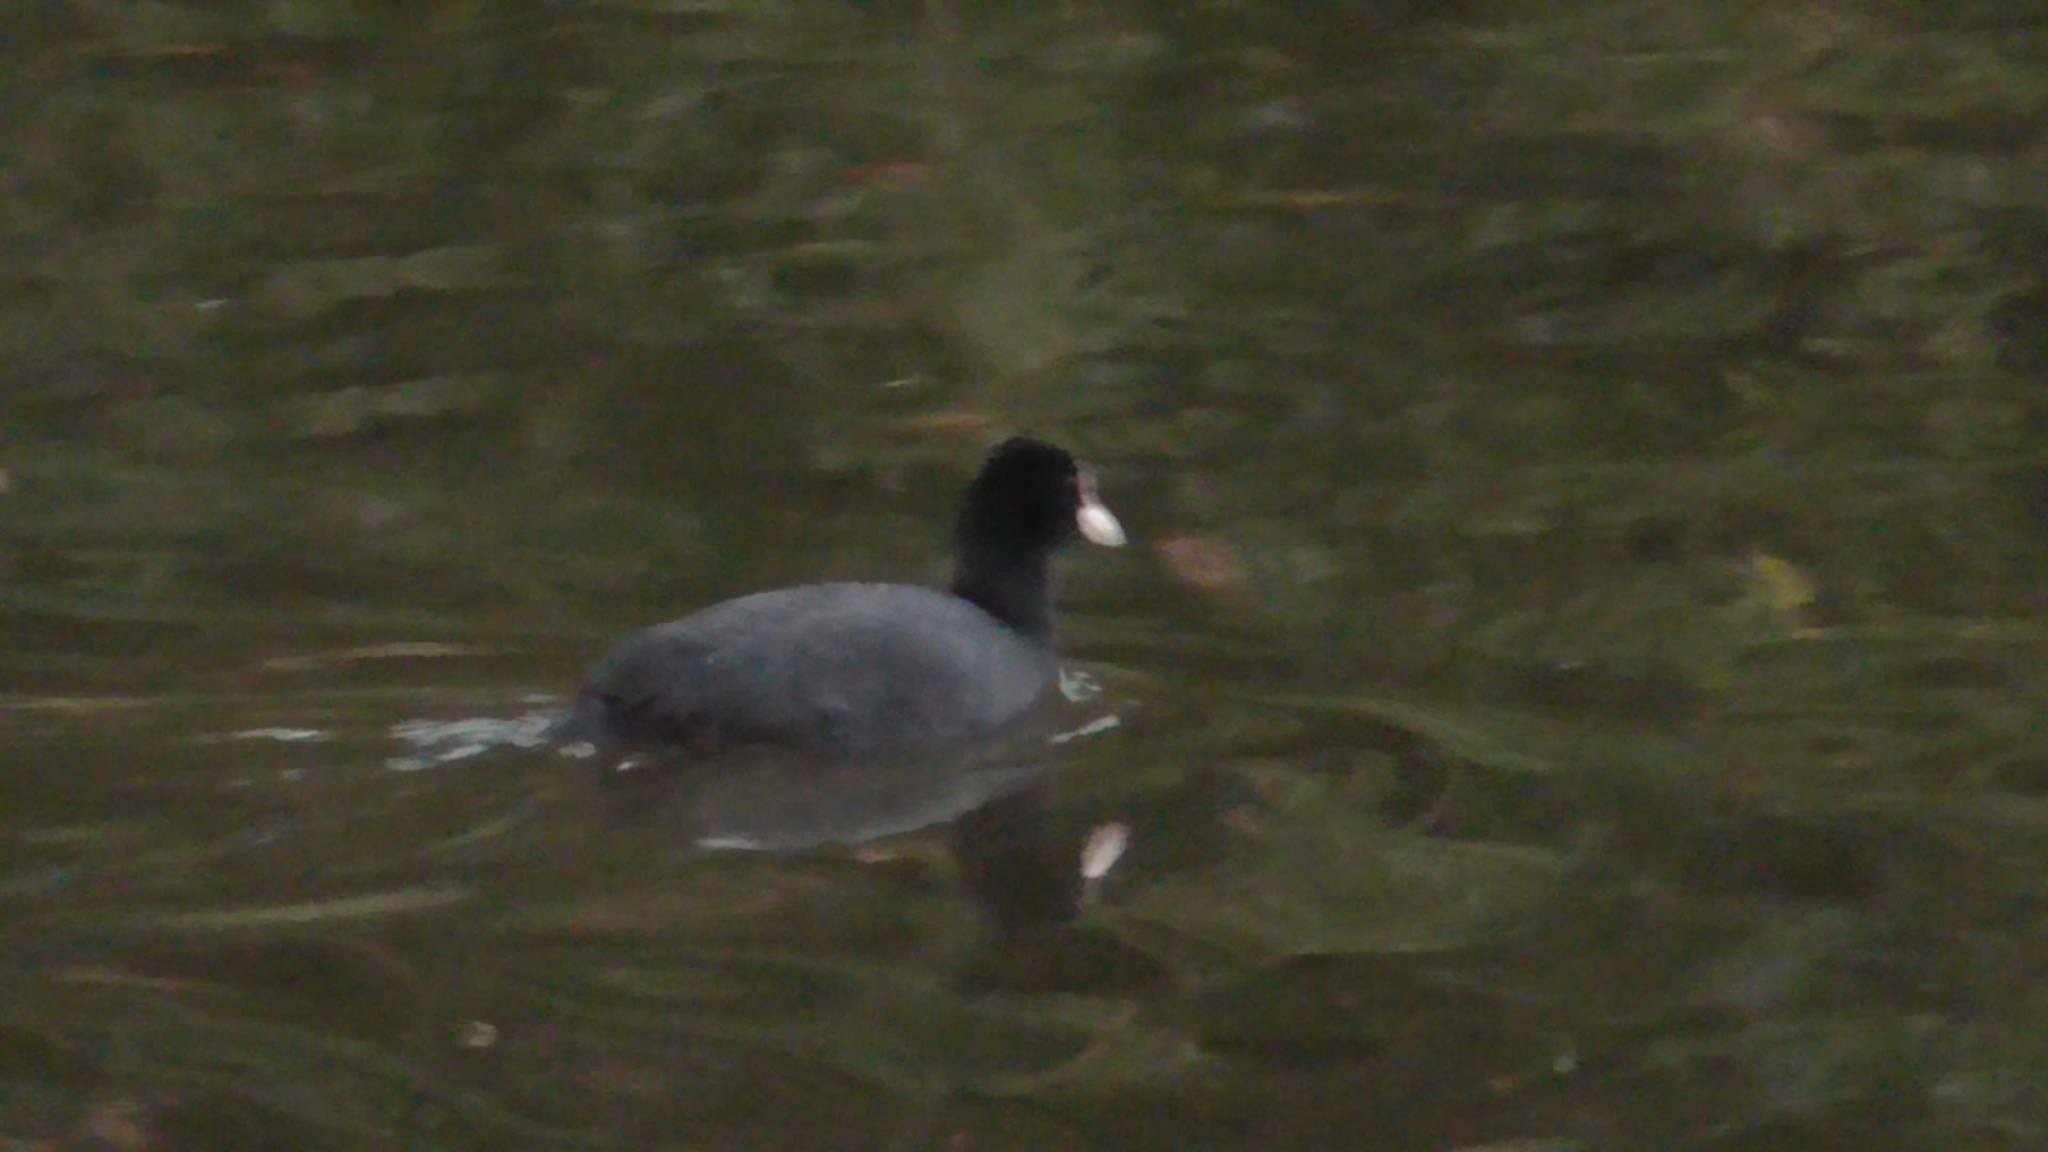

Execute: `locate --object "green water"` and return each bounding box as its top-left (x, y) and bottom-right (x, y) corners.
top-left (5, 2), bottom-right (2048, 1148)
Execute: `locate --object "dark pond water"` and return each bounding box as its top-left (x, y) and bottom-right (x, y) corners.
top-left (7, 2), bottom-right (2048, 1149)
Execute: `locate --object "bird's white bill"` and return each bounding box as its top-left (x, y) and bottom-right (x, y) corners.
top-left (1075, 471), bottom-right (1126, 547)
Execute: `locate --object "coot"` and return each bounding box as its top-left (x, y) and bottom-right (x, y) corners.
top-left (558, 437), bottom-right (1126, 924)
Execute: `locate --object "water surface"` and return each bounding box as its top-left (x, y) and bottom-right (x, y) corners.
top-left (6, 2), bottom-right (2048, 1148)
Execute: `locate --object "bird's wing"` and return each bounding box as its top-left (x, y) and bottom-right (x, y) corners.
top-left (573, 584), bottom-right (1055, 760)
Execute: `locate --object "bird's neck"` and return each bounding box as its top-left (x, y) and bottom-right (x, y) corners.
top-left (951, 548), bottom-right (1053, 640)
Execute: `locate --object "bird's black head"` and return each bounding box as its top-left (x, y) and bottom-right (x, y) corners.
top-left (951, 436), bottom-right (1124, 637)
top-left (957, 437), bottom-right (1123, 559)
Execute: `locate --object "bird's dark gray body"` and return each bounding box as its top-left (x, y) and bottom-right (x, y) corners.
top-left (563, 582), bottom-right (1063, 849)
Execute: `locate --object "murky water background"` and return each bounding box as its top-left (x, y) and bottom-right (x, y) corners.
top-left (6, 3), bottom-right (2048, 1149)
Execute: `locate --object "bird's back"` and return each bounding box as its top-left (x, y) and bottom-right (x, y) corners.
top-left (571, 582), bottom-right (1056, 756)
top-left (563, 583), bottom-right (1064, 848)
